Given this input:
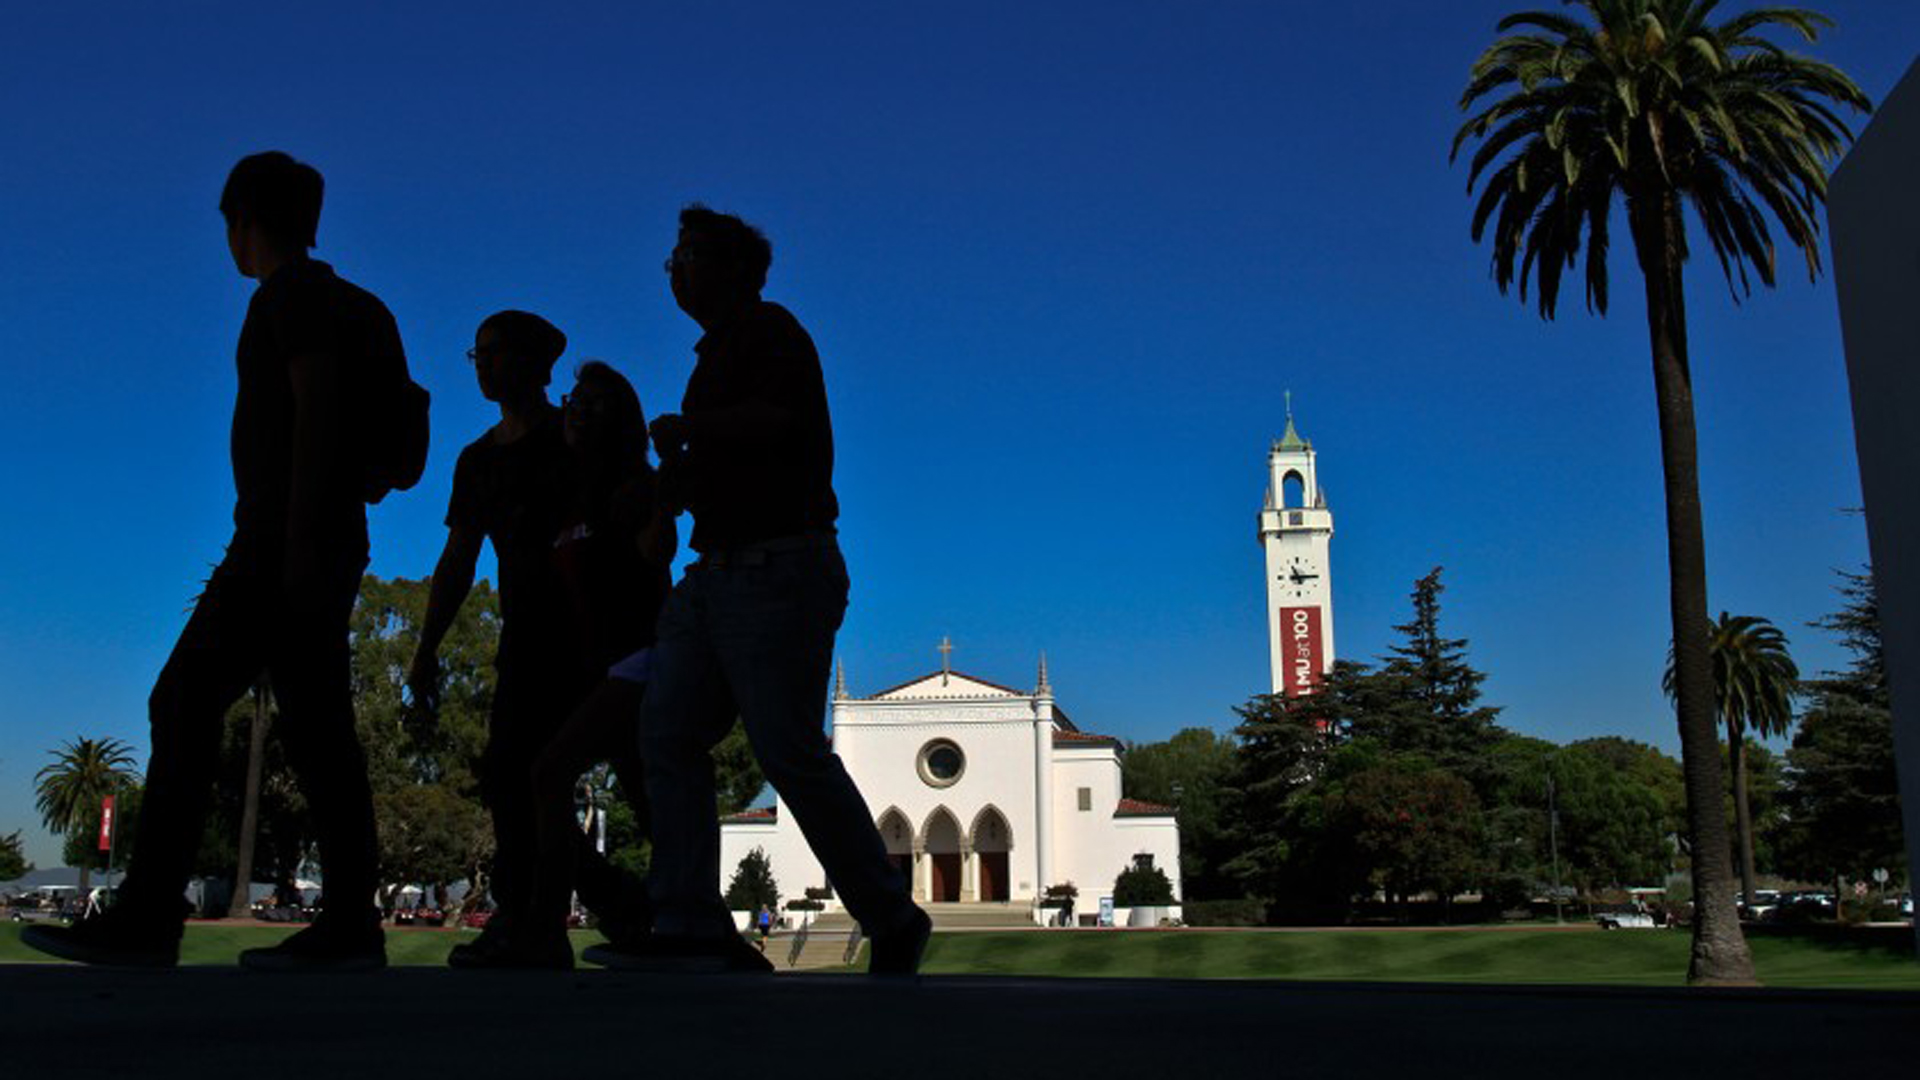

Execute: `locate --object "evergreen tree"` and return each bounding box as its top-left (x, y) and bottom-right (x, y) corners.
top-left (1, 830), bottom-right (35, 881)
top-left (1353, 568), bottom-right (1505, 789)
top-left (1220, 671), bottom-right (1356, 903)
top-left (1779, 568), bottom-right (1904, 881)
top-left (724, 847), bottom-right (780, 913)
top-left (1122, 728), bottom-right (1237, 900)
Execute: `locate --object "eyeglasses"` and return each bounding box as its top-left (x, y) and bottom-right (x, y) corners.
top-left (664, 245), bottom-right (712, 275)
top-left (464, 346), bottom-right (495, 364)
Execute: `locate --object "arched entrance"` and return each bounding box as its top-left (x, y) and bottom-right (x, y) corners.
top-left (923, 808), bottom-right (963, 903)
top-left (876, 808), bottom-right (913, 886)
top-left (970, 806), bottom-right (1012, 903)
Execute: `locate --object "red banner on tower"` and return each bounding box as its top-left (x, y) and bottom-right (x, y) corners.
top-left (1279, 606), bottom-right (1324, 697)
top-left (98, 795), bottom-right (116, 852)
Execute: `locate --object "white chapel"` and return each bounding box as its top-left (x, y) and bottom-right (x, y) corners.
top-left (719, 655), bottom-right (1180, 921)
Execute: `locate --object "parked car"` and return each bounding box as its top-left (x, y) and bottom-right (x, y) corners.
top-left (1764, 891), bottom-right (1836, 923)
top-left (1595, 909), bottom-right (1660, 930)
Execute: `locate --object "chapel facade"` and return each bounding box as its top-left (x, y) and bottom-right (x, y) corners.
top-left (718, 658), bottom-right (1180, 918)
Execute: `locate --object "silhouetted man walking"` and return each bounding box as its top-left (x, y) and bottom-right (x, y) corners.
top-left (407, 310), bottom-right (632, 967)
top-left (24, 151), bottom-right (403, 969)
top-left (585, 206), bottom-right (930, 974)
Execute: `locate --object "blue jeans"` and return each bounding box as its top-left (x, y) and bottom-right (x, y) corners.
top-left (641, 539), bottom-right (913, 937)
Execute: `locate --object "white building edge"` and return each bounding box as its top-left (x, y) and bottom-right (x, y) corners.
top-left (718, 658), bottom-right (1181, 925)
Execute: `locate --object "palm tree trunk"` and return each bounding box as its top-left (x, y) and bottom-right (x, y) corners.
top-left (1630, 186), bottom-right (1757, 986)
top-left (1731, 730), bottom-right (1760, 912)
top-left (227, 679), bottom-right (271, 919)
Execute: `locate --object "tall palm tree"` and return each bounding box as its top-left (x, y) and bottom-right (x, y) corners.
top-left (1452, 0), bottom-right (1869, 985)
top-left (34, 736), bottom-right (140, 901)
top-left (1665, 613), bottom-right (1799, 912)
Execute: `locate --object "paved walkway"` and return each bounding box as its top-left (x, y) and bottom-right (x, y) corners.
top-left (5, 966), bottom-right (1915, 1077)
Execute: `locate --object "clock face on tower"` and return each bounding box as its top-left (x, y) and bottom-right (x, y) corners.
top-left (1279, 554), bottom-right (1321, 598)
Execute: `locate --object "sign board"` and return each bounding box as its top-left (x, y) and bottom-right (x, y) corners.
top-left (97, 795), bottom-right (116, 852)
top-left (1098, 896), bottom-right (1114, 927)
top-left (1278, 606), bottom-right (1325, 697)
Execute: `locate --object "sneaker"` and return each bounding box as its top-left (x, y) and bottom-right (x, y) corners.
top-left (582, 931), bottom-right (773, 974)
top-left (20, 906), bottom-right (182, 968)
top-left (592, 895), bottom-right (655, 949)
top-left (868, 906), bottom-right (932, 977)
top-left (446, 929), bottom-right (574, 970)
top-left (239, 914), bottom-right (386, 972)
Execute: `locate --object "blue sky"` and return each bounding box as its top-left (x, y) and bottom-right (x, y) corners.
top-left (2, 2), bottom-right (1912, 865)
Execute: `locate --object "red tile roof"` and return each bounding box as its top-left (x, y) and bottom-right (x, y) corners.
top-left (721, 807), bottom-right (777, 824)
top-left (1053, 729), bottom-right (1121, 748)
top-left (1115, 798), bottom-right (1176, 817)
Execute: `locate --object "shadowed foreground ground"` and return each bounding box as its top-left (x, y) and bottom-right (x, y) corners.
top-left (5, 964), bottom-right (1915, 1077)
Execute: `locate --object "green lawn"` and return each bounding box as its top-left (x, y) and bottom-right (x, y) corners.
top-left (5, 922), bottom-right (1915, 989)
top-left (0, 921), bottom-right (604, 968)
top-left (916, 928), bottom-right (1920, 989)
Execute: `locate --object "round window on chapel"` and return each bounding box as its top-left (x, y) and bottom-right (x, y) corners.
top-left (918, 739), bottom-right (966, 788)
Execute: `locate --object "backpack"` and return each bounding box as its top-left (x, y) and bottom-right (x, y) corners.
top-left (357, 301), bottom-right (431, 504)
top-left (364, 371), bottom-right (431, 504)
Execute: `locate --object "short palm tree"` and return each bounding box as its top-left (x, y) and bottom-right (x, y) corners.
top-left (1452, 0), bottom-right (1869, 985)
top-left (1665, 613), bottom-right (1799, 913)
top-left (34, 736), bottom-right (140, 899)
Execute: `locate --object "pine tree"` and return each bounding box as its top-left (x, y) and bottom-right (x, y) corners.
top-left (1354, 567), bottom-right (1505, 789)
top-left (1779, 568), bottom-right (1904, 881)
top-left (1221, 664), bottom-right (1366, 901)
top-left (724, 847), bottom-right (780, 913)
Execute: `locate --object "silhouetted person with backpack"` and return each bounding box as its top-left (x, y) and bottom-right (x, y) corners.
top-left (24, 151), bottom-right (418, 970)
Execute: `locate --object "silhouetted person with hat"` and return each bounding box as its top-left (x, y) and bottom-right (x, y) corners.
top-left (24, 151), bottom-right (403, 969)
top-left (409, 312), bottom-right (653, 966)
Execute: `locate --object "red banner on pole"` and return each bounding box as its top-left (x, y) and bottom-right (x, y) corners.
top-left (1279, 606), bottom-right (1325, 697)
top-left (98, 795), bottom-right (116, 852)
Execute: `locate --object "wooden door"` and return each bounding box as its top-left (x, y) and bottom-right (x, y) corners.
top-left (979, 852), bottom-right (1009, 902)
top-left (930, 853), bottom-right (962, 901)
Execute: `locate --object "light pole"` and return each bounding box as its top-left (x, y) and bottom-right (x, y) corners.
top-left (1546, 768), bottom-right (1565, 926)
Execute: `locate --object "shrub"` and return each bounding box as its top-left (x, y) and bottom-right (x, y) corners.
top-left (1182, 899), bottom-right (1266, 927)
top-left (1040, 883), bottom-right (1079, 907)
top-left (1113, 864), bottom-right (1175, 907)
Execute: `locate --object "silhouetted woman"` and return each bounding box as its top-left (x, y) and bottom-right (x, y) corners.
top-left (517, 360), bottom-right (675, 967)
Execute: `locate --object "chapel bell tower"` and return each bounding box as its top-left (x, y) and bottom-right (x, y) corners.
top-left (1258, 399), bottom-right (1336, 696)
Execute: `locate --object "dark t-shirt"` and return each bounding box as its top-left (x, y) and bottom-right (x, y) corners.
top-left (552, 468), bottom-right (673, 671)
top-left (666, 301), bottom-right (838, 552)
top-left (446, 409), bottom-right (576, 676)
top-left (231, 257), bottom-right (402, 544)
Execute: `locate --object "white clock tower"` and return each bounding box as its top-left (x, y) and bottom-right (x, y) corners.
top-left (1258, 401), bottom-right (1336, 697)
